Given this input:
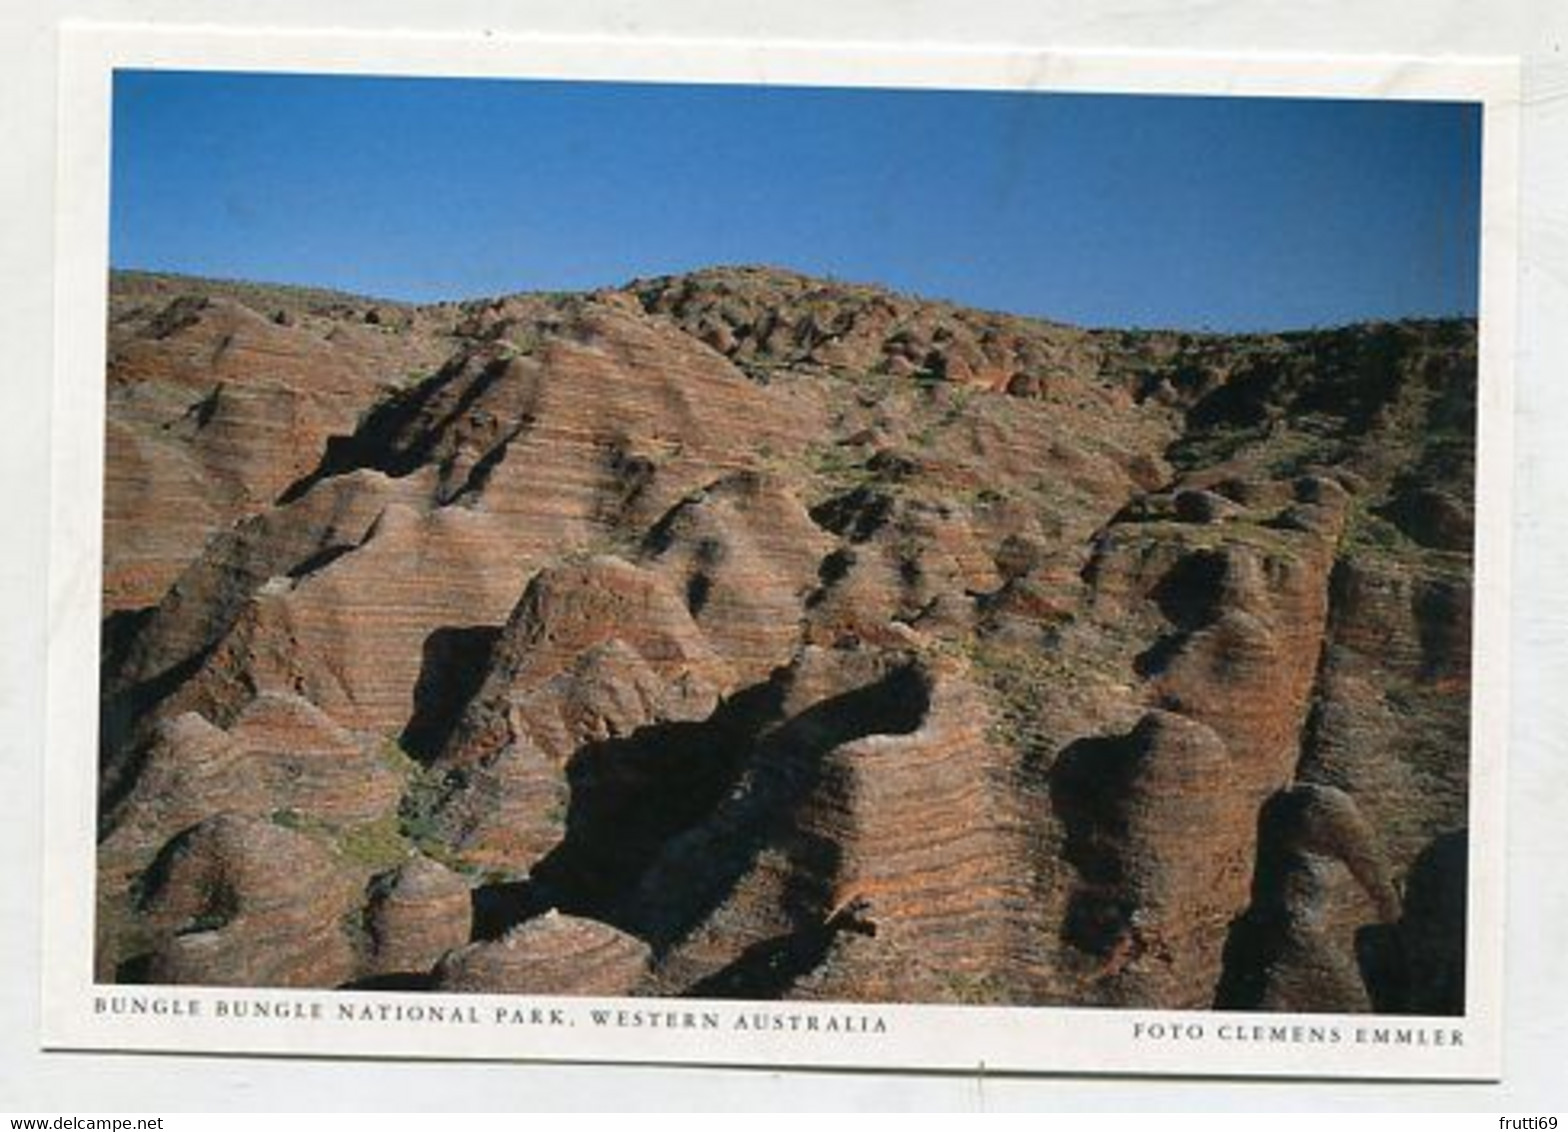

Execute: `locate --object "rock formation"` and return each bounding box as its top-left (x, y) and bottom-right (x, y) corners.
top-left (96, 267), bottom-right (1476, 1012)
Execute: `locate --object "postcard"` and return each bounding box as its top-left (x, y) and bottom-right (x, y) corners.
top-left (43, 22), bottom-right (1518, 1078)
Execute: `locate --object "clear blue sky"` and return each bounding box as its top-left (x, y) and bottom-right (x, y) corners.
top-left (110, 71), bottom-right (1482, 332)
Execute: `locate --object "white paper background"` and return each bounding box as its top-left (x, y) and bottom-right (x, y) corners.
top-left (2, 0), bottom-right (1564, 1113)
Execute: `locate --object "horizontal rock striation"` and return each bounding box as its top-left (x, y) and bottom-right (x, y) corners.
top-left (362, 858), bottom-right (474, 980)
top-left (136, 814), bottom-right (360, 988)
top-left (104, 278), bottom-right (456, 613)
top-left (433, 912), bottom-right (652, 996)
top-left (98, 269), bottom-right (1476, 1012)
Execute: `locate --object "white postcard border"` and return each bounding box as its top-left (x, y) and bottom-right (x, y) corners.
top-left (43, 21), bottom-right (1521, 1080)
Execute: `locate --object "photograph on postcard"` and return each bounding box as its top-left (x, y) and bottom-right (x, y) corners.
top-left (50, 37), bottom-right (1513, 1076)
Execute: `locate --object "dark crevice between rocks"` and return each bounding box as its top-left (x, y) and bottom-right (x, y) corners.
top-left (115, 954), bottom-right (156, 984)
top-left (684, 931), bottom-right (832, 999)
top-left (1214, 796), bottom-right (1462, 1015)
top-left (143, 294), bottom-right (208, 340)
top-left (1129, 548), bottom-right (1232, 678)
top-left (1212, 791), bottom-right (1309, 1011)
top-left (636, 480), bottom-right (732, 560)
top-left (469, 880), bottom-right (555, 943)
top-left (809, 487), bottom-right (894, 543)
top-left (191, 384), bottom-right (222, 428)
top-left (132, 824), bottom-right (240, 932)
top-left (162, 384), bottom-right (223, 433)
top-left (1183, 362), bottom-right (1281, 433)
top-left (98, 644), bottom-right (217, 821)
top-left (609, 665), bottom-right (929, 964)
top-left (1354, 923), bottom-right (1407, 1013)
top-left (1361, 829), bottom-right (1467, 1016)
top-left (639, 496), bottom-right (693, 557)
top-left (444, 423), bottom-right (528, 507)
top-left (515, 678), bottom-right (789, 931)
top-left (399, 626), bottom-right (503, 764)
top-left (101, 606), bottom-right (156, 680)
top-left (285, 543), bottom-right (357, 580)
top-left (1289, 326), bottom-right (1411, 435)
top-left (1414, 581), bottom-right (1472, 683)
top-left (474, 662), bottom-right (931, 964)
top-left (1132, 634), bottom-right (1185, 679)
top-left (1049, 730), bottom-right (1144, 957)
top-left (804, 548), bottom-right (855, 610)
top-left (1289, 558), bottom-right (1352, 785)
top-left (1292, 689), bottom-right (1341, 796)
top-left (1376, 483), bottom-right (1473, 552)
top-left (276, 351), bottom-right (510, 504)
top-left (1151, 549), bottom-right (1230, 631)
top-left (605, 444), bottom-right (658, 521)
top-left (461, 675), bottom-right (795, 943)
top-left (683, 895), bottom-right (875, 1000)
top-left (685, 572), bottom-right (714, 616)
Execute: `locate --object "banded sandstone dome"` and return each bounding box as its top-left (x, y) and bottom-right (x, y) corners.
top-left (98, 266), bottom-right (1474, 1012)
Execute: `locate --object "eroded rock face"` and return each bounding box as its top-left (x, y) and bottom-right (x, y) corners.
top-left (1052, 711), bottom-right (1243, 1006)
top-left (363, 858), bottom-right (473, 980)
top-left (98, 270), bottom-right (1476, 1012)
top-left (1215, 784), bottom-right (1400, 1013)
top-left (422, 554), bottom-right (739, 867)
top-left (137, 814), bottom-right (359, 988)
top-left (433, 913), bottom-right (652, 996)
top-left (104, 281), bottom-right (457, 613)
